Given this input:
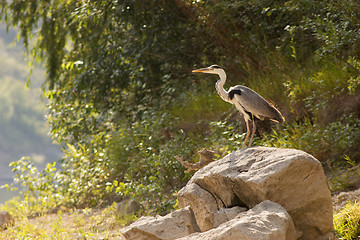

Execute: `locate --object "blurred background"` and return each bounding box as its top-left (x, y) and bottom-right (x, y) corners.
top-left (0, 23), bottom-right (62, 203)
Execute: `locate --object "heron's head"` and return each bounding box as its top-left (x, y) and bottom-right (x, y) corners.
top-left (192, 65), bottom-right (224, 75)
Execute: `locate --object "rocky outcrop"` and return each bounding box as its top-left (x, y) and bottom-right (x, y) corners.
top-left (179, 201), bottom-right (298, 240)
top-left (121, 147), bottom-right (334, 240)
top-left (178, 147), bottom-right (333, 239)
top-left (120, 206), bottom-right (199, 240)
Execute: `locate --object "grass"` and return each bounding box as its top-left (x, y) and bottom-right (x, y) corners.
top-left (328, 160), bottom-right (360, 194)
top-left (0, 200), bottom-right (133, 240)
top-left (334, 201), bottom-right (360, 240)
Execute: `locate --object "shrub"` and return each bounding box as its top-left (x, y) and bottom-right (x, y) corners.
top-left (3, 157), bottom-right (60, 215)
top-left (263, 115), bottom-right (360, 165)
top-left (334, 201), bottom-right (360, 240)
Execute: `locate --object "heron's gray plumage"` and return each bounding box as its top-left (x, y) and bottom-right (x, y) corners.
top-left (229, 85), bottom-right (284, 123)
top-left (192, 64), bottom-right (284, 148)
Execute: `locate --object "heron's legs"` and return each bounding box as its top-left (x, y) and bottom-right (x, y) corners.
top-left (241, 120), bottom-right (251, 149)
top-left (248, 118), bottom-right (256, 147)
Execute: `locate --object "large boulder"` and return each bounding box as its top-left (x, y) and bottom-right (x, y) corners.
top-left (120, 206), bottom-right (199, 240)
top-left (179, 200), bottom-right (298, 240)
top-left (178, 147), bottom-right (333, 240)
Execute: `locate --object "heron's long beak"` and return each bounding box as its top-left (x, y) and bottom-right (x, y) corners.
top-left (192, 67), bottom-right (211, 73)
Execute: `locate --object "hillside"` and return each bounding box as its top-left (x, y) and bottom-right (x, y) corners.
top-left (0, 23), bottom-right (62, 202)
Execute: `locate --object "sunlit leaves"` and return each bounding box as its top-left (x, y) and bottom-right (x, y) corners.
top-left (4, 157), bottom-right (60, 214)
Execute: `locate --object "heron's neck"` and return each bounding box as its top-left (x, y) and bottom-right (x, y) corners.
top-left (215, 70), bottom-right (230, 102)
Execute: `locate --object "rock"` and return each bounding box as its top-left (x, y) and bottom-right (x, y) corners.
top-left (120, 206), bottom-right (199, 240)
top-left (116, 199), bottom-right (141, 218)
top-left (213, 206), bottom-right (247, 228)
top-left (0, 211), bottom-right (14, 230)
top-left (178, 147), bottom-right (333, 240)
top-left (178, 200), bottom-right (298, 240)
top-left (332, 187), bottom-right (360, 212)
top-left (176, 182), bottom-right (218, 231)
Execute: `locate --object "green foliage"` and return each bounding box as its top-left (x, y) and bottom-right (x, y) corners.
top-left (308, 1), bottom-right (360, 60)
top-left (347, 57), bottom-right (360, 95)
top-left (4, 157), bottom-right (59, 215)
top-left (264, 115), bottom-right (360, 164)
top-left (329, 156), bottom-right (360, 193)
top-left (106, 112), bottom-right (189, 214)
top-left (51, 135), bottom-right (116, 208)
top-left (334, 201), bottom-right (360, 240)
top-left (170, 91), bottom-right (229, 122)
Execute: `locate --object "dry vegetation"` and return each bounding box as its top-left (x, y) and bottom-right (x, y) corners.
top-left (0, 203), bottom-right (128, 239)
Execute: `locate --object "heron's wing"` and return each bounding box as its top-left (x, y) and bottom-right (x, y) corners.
top-left (229, 85), bottom-right (284, 123)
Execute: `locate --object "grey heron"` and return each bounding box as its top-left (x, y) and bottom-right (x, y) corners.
top-left (192, 65), bottom-right (284, 148)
